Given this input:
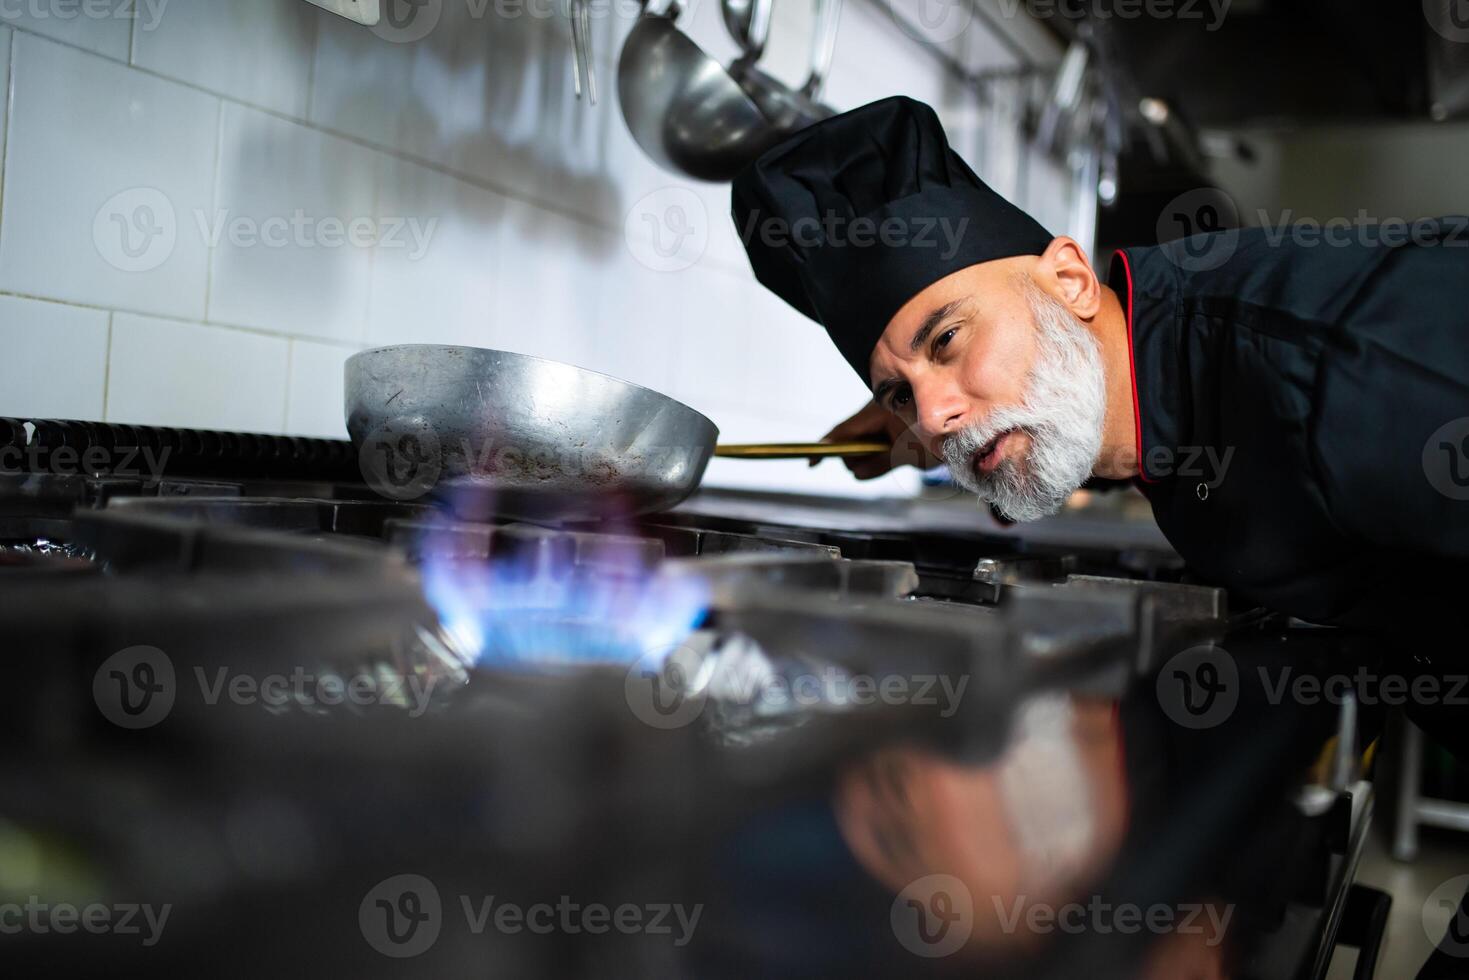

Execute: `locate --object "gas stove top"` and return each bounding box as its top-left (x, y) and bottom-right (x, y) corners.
top-left (0, 418), bottom-right (1382, 979)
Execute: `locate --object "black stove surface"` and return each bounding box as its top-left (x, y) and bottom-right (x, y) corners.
top-left (0, 419), bottom-right (1380, 979)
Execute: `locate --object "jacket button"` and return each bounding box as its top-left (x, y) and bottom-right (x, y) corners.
top-left (1196, 482), bottom-right (1209, 501)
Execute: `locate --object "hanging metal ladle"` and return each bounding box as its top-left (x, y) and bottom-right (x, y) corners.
top-left (616, 0), bottom-right (782, 181)
top-left (616, 0), bottom-right (842, 181)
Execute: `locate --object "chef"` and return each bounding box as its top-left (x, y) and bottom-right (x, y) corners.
top-left (733, 94), bottom-right (1469, 634)
top-left (733, 94), bottom-right (1469, 979)
top-left (736, 95), bottom-right (1469, 628)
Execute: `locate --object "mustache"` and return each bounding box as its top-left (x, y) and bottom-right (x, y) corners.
top-left (936, 279), bottom-right (1107, 518)
top-left (939, 409), bottom-right (1037, 477)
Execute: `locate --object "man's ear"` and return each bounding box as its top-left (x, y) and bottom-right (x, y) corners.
top-left (1035, 237), bottom-right (1102, 320)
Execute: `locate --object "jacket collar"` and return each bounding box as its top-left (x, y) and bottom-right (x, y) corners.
top-left (1108, 247), bottom-right (1184, 488)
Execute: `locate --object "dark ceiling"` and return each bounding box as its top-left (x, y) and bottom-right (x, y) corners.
top-left (1050, 0), bottom-right (1438, 127)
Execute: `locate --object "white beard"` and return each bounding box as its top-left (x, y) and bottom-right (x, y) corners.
top-left (940, 282), bottom-right (1107, 522)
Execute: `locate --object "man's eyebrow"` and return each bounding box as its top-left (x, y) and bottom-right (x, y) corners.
top-left (909, 300), bottom-right (966, 354)
top-left (871, 300), bottom-right (970, 400)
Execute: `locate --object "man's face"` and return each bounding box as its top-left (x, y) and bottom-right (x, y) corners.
top-left (867, 260), bottom-right (1108, 521)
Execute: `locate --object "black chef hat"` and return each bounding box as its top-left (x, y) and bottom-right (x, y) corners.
top-left (731, 96), bottom-right (1053, 381)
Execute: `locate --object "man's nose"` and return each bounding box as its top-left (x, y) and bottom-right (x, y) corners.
top-left (912, 378), bottom-right (967, 455)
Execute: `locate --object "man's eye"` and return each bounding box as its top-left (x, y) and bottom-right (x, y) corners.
top-left (934, 327), bottom-right (957, 352)
top-left (891, 386), bottom-right (913, 409)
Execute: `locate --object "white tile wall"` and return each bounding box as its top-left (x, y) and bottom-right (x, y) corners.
top-left (368, 155), bottom-right (505, 348)
top-left (208, 102), bottom-right (376, 341)
top-left (286, 338), bottom-right (356, 438)
top-left (585, 245), bottom-right (693, 397)
top-left (491, 196), bottom-right (608, 362)
top-left (107, 314), bottom-right (290, 431)
top-left (669, 263), bottom-right (756, 418)
top-left (308, 9), bottom-right (415, 148)
top-left (0, 0), bottom-right (1062, 500)
top-left (131, 1), bottom-right (318, 117)
top-left (0, 295), bottom-right (109, 419)
top-left (0, 32), bottom-right (218, 320)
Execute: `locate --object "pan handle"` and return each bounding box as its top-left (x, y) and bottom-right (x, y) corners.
top-left (715, 441), bottom-right (890, 459)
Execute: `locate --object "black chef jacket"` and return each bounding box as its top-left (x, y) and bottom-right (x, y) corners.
top-left (1110, 221), bottom-right (1469, 634)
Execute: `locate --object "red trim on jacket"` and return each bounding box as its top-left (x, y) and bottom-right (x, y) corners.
top-left (1116, 250), bottom-right (1154, 485)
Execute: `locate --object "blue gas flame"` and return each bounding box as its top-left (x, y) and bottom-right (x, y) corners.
top-left (420, 528), bottom-right (709, 669)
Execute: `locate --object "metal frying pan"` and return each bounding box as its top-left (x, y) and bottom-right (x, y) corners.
top-left (345, 345), bottom-right (886, 520)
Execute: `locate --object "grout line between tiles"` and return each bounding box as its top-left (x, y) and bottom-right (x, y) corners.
top-left (302, 8), bottom-right (320, 123)
top-left (203, 97), bottom-right (225, 318)
top-left (0, 289), bottom-right (368, 349)
top-left (101, 311), bottom-right (114, 422)
top-left (281, 339), bottom-right (295, 431)
top-left (0, 27), bottom-right (15, 229)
